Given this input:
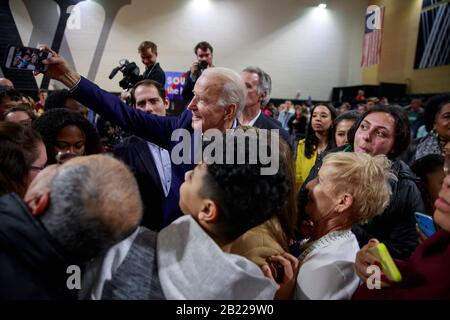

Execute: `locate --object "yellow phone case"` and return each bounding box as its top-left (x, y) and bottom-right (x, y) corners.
top-left (368, 243), bottom-right (402, 282)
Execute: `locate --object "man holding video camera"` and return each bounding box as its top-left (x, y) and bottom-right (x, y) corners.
top-left (138, 41), bottom-right (166, 87)
top-left (182, 41), bottom-right (214, 104)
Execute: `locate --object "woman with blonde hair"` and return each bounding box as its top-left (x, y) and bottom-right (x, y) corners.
top-left (263, 152), bottom-right (395, 300)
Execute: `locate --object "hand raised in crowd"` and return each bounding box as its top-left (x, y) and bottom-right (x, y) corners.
top-left (354, 238), bottom-right (392, 288)
top-left (35, 44), bottom-right (80, 88)
top-left (261, 252), bottom-right (299, 300)
top-left (190, 61), bottom-right (200, 77)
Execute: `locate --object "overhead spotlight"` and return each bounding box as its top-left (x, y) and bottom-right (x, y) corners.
top-left (318, 3), bottom-right (327, 9)
top-left (192, 0), bottom-right (211, 10)
top-left (193, 0), bottom-right (210, 6)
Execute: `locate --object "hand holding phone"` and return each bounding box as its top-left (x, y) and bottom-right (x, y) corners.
top-left (4, 45), bottom-right (52, 72)
top-left (368, 243), bottom-right (402, 283)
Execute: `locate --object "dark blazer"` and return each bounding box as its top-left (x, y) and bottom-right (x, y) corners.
top-left (114, 136), bottom-right (171, 231)
top-left (181, 70), bottom-right (195, 104)
top-left (70, 77), bottom-right (197, 227)
top-left (142, 62), bottom-right (166, 87)
top-left (253, 112), bottom-right (292, 149)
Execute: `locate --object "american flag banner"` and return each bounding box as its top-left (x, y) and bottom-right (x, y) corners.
top-left (361, 6), bottom-right (385, 67)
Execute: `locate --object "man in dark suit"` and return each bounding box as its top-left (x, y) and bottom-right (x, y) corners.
top-left (113, 80), bottom-right (174, 231)
top-left (39, 45), bottom-right (246, 227)
top-left (240, 66), bottom-right (291, 148)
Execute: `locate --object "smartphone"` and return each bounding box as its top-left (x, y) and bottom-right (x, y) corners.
top-left (415, 212), bottom-right (437, 238)
top-left (368, 243), bottom-right (402, 282)
top-left (4, 45), bottom-right (52, 72)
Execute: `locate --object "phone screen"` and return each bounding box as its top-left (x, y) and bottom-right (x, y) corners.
top-left (5, 46), bottom-right (50, 72)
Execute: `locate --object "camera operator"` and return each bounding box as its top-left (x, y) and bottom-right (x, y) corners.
top-left (138, 41), bottom-right (166, 87)
top-left (182, 41), bottom-right (214, 104)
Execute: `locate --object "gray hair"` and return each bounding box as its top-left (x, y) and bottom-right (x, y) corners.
top-left (202, 67), bottom-right (246, 117)
top-left (39, 155), bottom-right (142, 262)
top-left (242, 66), bottom-right (272, 106)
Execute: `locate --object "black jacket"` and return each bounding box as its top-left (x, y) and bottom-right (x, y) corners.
top-left (298, 145), bottom-right (424, 259)
top-left (253, 113), bottom-right (293, 150)
top-left (0, 193), bottom-right (75, 300)
top-left (142, 62), bottom-right (166, 87)
top-left (181, 70), bottom-right (196, 104)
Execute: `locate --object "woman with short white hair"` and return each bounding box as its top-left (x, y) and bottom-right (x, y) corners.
top-left (263, 152), bottom-right (395, 300)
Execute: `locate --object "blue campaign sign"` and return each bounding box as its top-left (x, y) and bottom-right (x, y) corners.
top-left (165, 71), bottom-right (186, 100)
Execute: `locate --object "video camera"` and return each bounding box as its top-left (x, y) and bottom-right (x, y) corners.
top-left (109, 59), bottom-right (141, 90)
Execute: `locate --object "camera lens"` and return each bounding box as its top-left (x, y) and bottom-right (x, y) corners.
top-left (199, 60), bottom-right (208, 70)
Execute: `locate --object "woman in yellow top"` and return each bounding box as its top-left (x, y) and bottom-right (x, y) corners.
top-left (295, 104), bottom-right (337, 191)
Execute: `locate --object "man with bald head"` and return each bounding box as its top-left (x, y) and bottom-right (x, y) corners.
top-left (0, 155), bottom-right (142, 299)
top-left (38, 45), bottom-right (246, 226)
top-left (0, 77), bottom-right (14, 89)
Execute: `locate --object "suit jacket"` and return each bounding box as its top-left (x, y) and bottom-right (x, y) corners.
top-left (70, 77), bottom-right (196, 227)
top-left (181, 70), bottom-right (196, 104)
top-left (114, 136), bottom-right (173, 231)
top-left (253, 112), bottom-right (292, 149)
top-left (142, 62), bottom-right (166, 87)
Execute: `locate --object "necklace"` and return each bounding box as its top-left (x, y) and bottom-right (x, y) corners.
top-left (298, 229), bottom-right (353, 263)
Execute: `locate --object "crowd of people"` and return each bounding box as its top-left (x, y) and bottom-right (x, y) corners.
top-left (0, 40), bottom-right (449, 300)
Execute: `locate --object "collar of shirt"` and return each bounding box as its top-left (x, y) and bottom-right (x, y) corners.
top-left (246, 110), bottom-right (261, 127)
top-left (147, 142), bottom-right (171, 197)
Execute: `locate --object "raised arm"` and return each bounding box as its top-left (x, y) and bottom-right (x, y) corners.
top-left (38, 45), bottom-right (183, 149)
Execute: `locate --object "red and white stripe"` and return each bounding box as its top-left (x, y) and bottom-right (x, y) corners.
top-left (361, 7), bottom-right (385, 67)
